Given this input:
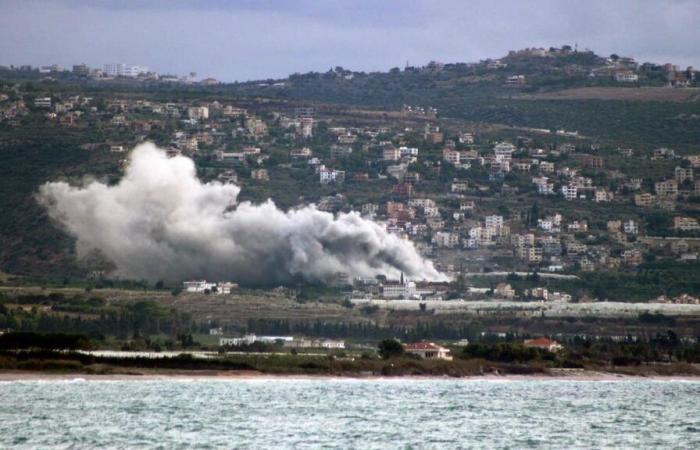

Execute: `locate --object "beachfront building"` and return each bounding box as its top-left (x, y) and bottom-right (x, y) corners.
top-left (403, 342), bottom-right (453, 360)
top-left (523, 337), bottom-right (563, 352)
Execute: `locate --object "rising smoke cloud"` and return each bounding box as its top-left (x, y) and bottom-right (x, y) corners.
top-left (38, 143), bottom-right (447, 285)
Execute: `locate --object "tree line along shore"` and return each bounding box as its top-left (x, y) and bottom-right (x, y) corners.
top-left (0, 332), bottom-right (698, 378)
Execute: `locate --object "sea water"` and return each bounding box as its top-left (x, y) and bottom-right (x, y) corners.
top-left (1, 377), bottom-right (698, 449)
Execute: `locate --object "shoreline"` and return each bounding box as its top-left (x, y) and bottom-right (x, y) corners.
top-left (1, 369), bottom-right (699, 382)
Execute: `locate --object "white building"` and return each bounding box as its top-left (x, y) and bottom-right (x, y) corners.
top-left (382, 277), bottom-right (417, 299)
top-left (458, 132), bottom-right (475, 144)
top-left (361, 203), bottom-right (379, 216)
top-left (485, 215), bottom-right (504, 229)
top-left (103, 63), bottom-right (125, 76)
top-left (404, 342), bottom-right (452, 360)
top-left (183, 280), bottom-right (216, 293)
top-left (408, 198), bottom-right (436, 209)
top-left (187, 106), bottom-right (209, 120)
top-left (34, 97), bottom-right (52, 108)
top-left (220, 334), bottom-right (294, 347)
top-left (595, 189), bottom-right (613, 202)
top-left (284, 339), bottom-right (346, 349)
top-left (443, 149), bottom-right (461, 165)
top-left (434, 231), bottom-right (460, 248)
top-left (104, 64), bottom-right (149, 77)
top-left (383, 148), bottom-right (401, 161)
top-left (124, 65), bottom-right (148, 77)
top-left (460, 201), bottom-right (475, 211)
top-left (623, 220), bottom-right (638, 235)
top-left (561, 185), bottom-right (578, 200)
top-left (182, 280), bottom-right (237, 294)
top-left (494, 142), bottom-right (516, 162)
top-left (673, 216), bottom-right (700, 231)
top-left (217, 282), bottom-right (238, 294)
top-left (399, 146), bottom-right (419, 158)
top-left (539, 162), bottom-right (555, 173)
top-left (300, 117), bottom-right (314, 138)
top-left (319, 166), bottom-right (345, 184)
top-left (538, 219), bottom-right (554, 233)
top-left (614, 71), bottom-right (639, 82)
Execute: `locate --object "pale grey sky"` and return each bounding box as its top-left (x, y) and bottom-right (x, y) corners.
top-left (1, 0), bottom-right (698, 81)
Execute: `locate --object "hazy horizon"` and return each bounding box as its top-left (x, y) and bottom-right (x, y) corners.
top-left (1, 0), bottom-right (699, 82)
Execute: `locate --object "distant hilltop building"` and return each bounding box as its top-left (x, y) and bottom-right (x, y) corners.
top-left (72, 64), bottom-right (90, 76)
top-left (103, 63), bottom-right (149, 77)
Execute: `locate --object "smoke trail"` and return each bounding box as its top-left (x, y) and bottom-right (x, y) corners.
top-left (38, 143), bottom-right (447, 285)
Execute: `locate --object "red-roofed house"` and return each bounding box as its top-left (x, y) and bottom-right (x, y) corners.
top-left (404, 342), bottom-right (453, 360)
top-left (523, 338), bottom-right (563, 352)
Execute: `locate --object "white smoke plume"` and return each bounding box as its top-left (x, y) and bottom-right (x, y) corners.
top-left (38, 143), bottom-right (447, 285)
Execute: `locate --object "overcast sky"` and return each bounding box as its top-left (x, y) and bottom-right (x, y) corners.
top-left (1, 0), bottom-right (698, 81)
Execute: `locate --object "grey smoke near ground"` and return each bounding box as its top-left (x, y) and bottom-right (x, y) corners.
top-left (38, 143), bottom-right (447, 285)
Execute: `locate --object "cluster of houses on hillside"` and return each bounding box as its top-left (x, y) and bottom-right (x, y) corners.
top-left (2, 64), bottom-right (699, 306)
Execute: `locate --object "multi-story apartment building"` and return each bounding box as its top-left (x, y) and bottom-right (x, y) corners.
top-left (493, 142), bottom-right (516, 162)
top-left (561, 185), bottom-right (578, 200)
top-left (443, 149), bottom-right (460, 165)
top-left (673, 216), bottom-right (700, 231)
top-left (634, 193), bottom-right (655, 207)
top-left (655, 179), bottom-right (678, 197)
top-left (675, 166), bottom-right (694, 183)
top-left (187, 106), bottom-right (209, 120)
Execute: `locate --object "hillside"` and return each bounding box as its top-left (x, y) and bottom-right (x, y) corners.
top-left (1, 45), bottom-right (700, 284)
top-left (224, 47), bottom-right (700, 149)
